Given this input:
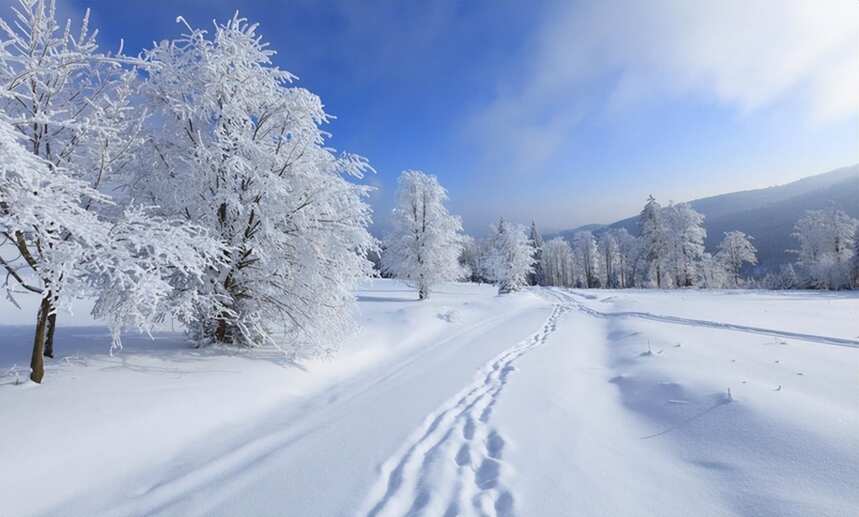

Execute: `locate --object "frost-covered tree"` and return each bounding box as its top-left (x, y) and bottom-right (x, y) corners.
top-left (0, 118), bottom-right (220, 382)
top-left (541, 237), bottom-right (575, 287)
top-left (614, 228), bottom-right (640, 288)
top-left (132, 15), bottom-right (375, 353)
top-left (761, 263), bottom-right (799, 290)
top-left (459, 236), bottom-right (490, 283)
top-left (717, 231), bottom-right (757, 287)
top-left (791, 208), bottom-right (858, 290)
top-left (852, 227), bottom-right (859, 289)
top-left (572, 231), bottom-right (600, 288)
top-left (485, 218), bottom-right (535, 294)
top-left (598, 232), bottom-right (618, 288)
top-left (382, 171), bottom-right (465, 300)
top-left (663, 203), bottom-right (706, 287)
top-left (0, 0), bottom-right (140, 362)
top-left (0, 1), bottom-right (220, 382)
top-left (698, 253), bottom-right (728, 288)
top-left (527, 221), bottom-right (544, 286)
top-left (639, 196), bottom-right (669, 287)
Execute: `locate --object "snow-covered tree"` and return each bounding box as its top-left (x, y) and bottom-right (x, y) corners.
top-left (761, 263), bottom-right (799, 290)
top-left (459, 236), bottom-right (490, 283)
top-left (663, 203), bottom-right (706, 287)
top-left (598, 231), bottom-right (618, 288)
top-left (639, 196), bottom-right (669, 287)
top-left (0, 1), bottom-right (220, 382)
top-left (528, 221), bottom-right (544, 286)
top-left (791, 208), bottom-right (858, 290)
top-left (717, 231), bottom-right (757, 287)
top-left (132, 15), bottom-right (375, 353)
top-left (698, 253), bottom-right (728, 288)
top-left (852, 227), bottom-right (859, 289)
top-left (614, 228), bottom-right (640, 288)
top-left (0, 0), bottom-right (137, 363)
top-left (541, 237), bottom-right (575, 287)
top-left (572, 231), bottom-right (600, 288)
top-left (485, 218), bottom-right (535, 294)
top-left (0, 117), bottom-right (220, 382)
top-left (382, 171), bottom-right (465, 299)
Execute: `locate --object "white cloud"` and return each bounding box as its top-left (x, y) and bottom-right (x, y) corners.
top-left (469, 0), bottom-right (859, 172)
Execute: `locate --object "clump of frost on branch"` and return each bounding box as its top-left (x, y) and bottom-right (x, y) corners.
top-left (382, 170), bottom-right (465, 300)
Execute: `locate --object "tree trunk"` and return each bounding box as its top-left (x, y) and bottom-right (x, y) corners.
top-left (215, 317), bottom-right (228, 342)
top-left (30, 297), bottom-right (50, 383)
top-left (44, 309), bottom-right (57, 358)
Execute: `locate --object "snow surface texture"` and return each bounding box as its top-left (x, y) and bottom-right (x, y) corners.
top-left (1, 280), bottom-right (857, 516)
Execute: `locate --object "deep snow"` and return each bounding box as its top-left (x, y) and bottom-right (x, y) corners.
top-left (1, 281), bottom-right (857, 516)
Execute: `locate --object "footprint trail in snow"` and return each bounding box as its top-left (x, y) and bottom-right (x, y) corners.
top-left (362, 304), bottom-right (569, 517)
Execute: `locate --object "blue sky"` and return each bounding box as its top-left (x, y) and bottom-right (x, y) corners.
top-left (24, 0), bottom-right (859, 234)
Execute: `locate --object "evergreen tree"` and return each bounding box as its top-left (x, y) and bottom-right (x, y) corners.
top-left (528, 221), bottom-right (545, 286)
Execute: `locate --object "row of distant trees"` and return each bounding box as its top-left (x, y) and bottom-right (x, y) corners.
top-left (459, 198), bottom-right (761, 290)
top-left (379, 174), bottom-right (859, 297)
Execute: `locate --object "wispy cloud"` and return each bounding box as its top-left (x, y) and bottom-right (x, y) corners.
top-left (468, 0), bottom-right (859, 174)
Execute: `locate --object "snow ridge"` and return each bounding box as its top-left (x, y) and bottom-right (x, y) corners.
top-left (362, 303), bottom-right (569, 517)
top-left (552, 289), bottom-right (859, 348)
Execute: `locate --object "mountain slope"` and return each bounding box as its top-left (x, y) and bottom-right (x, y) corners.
top-left (561, 164), bottom-right (859, 272)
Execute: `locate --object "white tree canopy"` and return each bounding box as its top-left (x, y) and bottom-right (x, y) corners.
top-left (717, 231), bottom-right (758, 287)
top-left (131, 13), bottom-right (375, 354)
top-left (485, 219), bottom-right (535, 294)
top-left (791, 208), bottom-right (858, 289)
top-left (0, 1), bottom-right (221, 382)
top-left (382, 170), bottom-right (465, 299)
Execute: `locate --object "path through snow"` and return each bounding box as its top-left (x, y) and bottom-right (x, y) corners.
top-left (362, 303), bottom-right (570, 517)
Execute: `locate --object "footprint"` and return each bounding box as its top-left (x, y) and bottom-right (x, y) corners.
top-left (463, 417), bottom-right (476, 440)
top-left (475, 458), bottom-right (501, 489)
top-left (486, 430), bottom-right (505, 459)
top-left (455, 443), bottom-right (471, 466)
top-left (362, 303), bottom-right (570, 516)
top-left (495, 490), bottom-right (515, 517)
top-left (443, 500), bottom-right (460, 517)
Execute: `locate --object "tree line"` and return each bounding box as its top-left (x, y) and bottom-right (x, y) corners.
top-left (378, 173), bottom-right (859, 301)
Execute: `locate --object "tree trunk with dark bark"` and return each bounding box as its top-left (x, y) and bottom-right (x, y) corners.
top-left (30, 297), bottom-right (50, 383)
top-left (44, 309), bottom-right (57, 358)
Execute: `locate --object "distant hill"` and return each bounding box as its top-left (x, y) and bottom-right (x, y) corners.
top-left (557, 164), bottom-right (859, 273)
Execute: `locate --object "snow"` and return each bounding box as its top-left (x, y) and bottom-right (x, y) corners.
top-left (2, 281), bottom-right (858, 516)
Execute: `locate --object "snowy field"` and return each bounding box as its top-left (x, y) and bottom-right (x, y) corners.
top-left (1, 280), bottom-right (858, 517)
